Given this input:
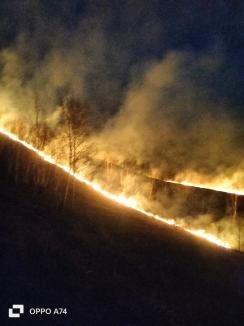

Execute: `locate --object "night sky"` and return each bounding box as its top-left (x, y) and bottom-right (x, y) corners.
top-left (0, 0), bottom-right (243, 114)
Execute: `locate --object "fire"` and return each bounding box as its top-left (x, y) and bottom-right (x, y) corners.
top-left (166, 177), bottom-right (244, 196)
top-left (0, 127), bottom-right (232, 249)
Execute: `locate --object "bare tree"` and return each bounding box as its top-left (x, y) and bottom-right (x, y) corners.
top-left (61, 95), bottom-right (91, 174)
top-left (30, 93), bottom-right (52, 150)
top-left (60, 95), bottom-right (92, 206)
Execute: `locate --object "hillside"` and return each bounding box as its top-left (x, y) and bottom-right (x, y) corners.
top-left (0, 133), bottom-right (244, 326)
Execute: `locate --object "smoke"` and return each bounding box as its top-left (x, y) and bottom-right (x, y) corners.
top-left (95, 50), bottom-right (244, 191)
top-left (0, 25), bottom-right (110, 123)
top-left (0, 0), bottom-right (165, 123)
top-left (0, 0), bottom-right (243, 248)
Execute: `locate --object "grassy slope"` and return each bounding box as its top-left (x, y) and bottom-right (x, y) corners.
top-left (0, 134), bottom-right (244, 326)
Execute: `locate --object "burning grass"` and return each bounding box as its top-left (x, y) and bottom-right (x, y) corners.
top-left (0, 127), bottom-right (235, 250)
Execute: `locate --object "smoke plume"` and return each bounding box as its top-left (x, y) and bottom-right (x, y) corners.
top-left (0, 1), bottom-right (243, 248)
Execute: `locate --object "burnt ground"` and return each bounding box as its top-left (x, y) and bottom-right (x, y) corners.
top-left (0, 134), bottom-right (244, 326)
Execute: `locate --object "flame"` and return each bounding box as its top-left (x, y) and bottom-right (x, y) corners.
top-left (0, 127), bottom-right (232, 249)
top-left (166, 179), bottom-right (244, 196)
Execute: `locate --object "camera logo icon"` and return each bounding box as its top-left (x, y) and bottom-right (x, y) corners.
top-left (8, 304), bottom-right (24, 318)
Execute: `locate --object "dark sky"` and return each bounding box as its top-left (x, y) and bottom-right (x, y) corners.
top-left (0, 0), bottom-right (243, 114)
top-left (1, 1), bottom-right (243, 54)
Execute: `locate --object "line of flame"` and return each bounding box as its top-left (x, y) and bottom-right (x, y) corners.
top-left (165, 180), bottom-right (244, 196)
top-left (0, 127), bottom-right (232, 249)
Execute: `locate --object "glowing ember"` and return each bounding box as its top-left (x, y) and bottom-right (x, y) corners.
top-left (0, 127), bottom-right (231, 249)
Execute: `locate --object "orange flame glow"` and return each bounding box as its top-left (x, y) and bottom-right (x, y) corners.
top-left (166, 179), bottom-right (244, 196)
top-left (0, 127), bottom-right (232, 249)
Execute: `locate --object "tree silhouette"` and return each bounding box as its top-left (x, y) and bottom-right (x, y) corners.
top-left (61, 95), bottom-right (91, 174)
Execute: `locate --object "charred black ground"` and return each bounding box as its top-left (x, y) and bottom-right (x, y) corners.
top-left (0, 134), bottom-right (244, 325)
